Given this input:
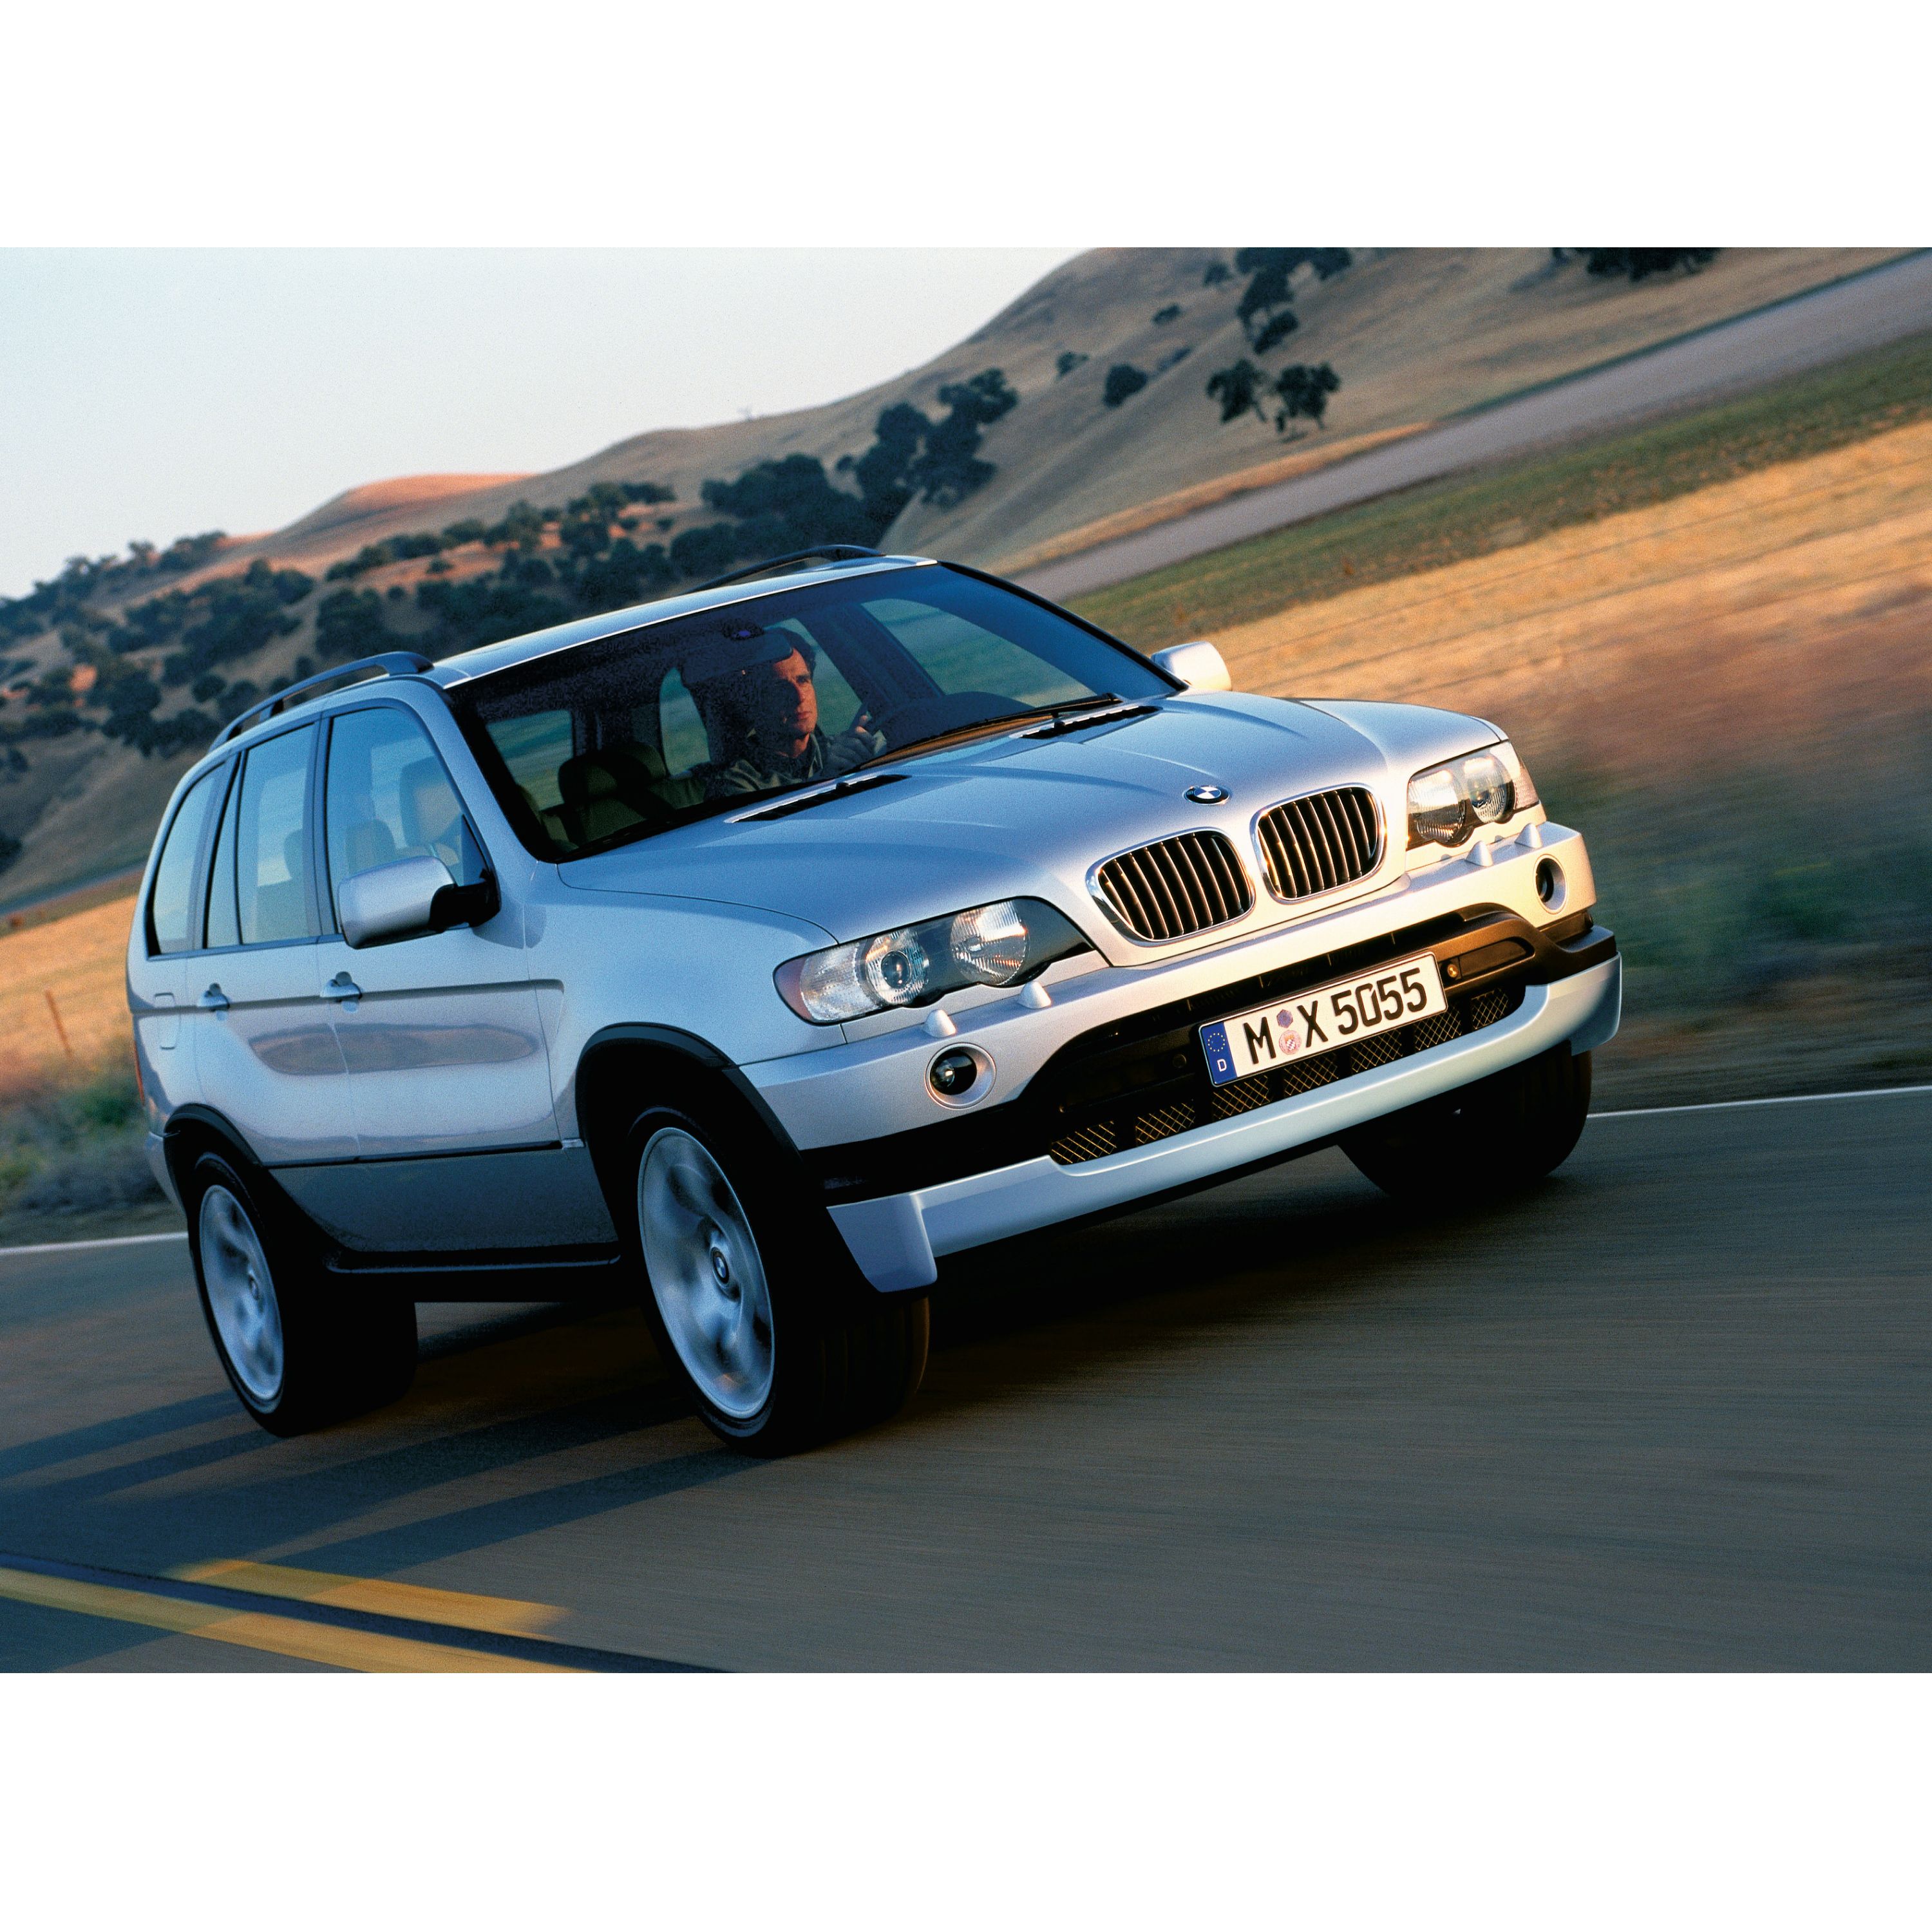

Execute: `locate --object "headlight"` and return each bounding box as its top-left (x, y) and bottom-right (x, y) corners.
top-left (775, 898), bottom-right (1092, 1023)
top-left (1407, 741), bottom-right (1538, 849)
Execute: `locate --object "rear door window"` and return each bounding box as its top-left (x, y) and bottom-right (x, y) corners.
top-left (234, 725), bottom-right (319, 945)
top-left (147, 764), bottom-right (225, 954)
top-left (205, 762), bottom-right (242, 950)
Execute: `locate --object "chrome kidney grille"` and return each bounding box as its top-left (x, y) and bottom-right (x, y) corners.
top-left (1255, 786), bottom-right (1382, 902)
top-left (1092, 831), bottom-right (1253, 942)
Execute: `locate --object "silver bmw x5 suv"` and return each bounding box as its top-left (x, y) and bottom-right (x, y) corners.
top-left (128, 549), bottom-right (1620, 1452)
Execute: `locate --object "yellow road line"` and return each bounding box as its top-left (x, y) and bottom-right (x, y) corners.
top-left (173, 1558), bottom-right (566, 1638)
top-left (0, 1566), bottom-right (576, 1673)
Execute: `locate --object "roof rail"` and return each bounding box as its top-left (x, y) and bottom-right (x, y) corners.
top-left (696, 546), bottom-right (882, 592)
top-left (214, 651), bottom-right (436, 746)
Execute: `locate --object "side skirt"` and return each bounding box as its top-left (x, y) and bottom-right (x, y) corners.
top-left (323, 1243), bottom-right (628, 1303)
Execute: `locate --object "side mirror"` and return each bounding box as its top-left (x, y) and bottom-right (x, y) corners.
top-left (1151, 639), bottom-right (1233, 692)
top-left (337, 855), bottom-right (494, 949)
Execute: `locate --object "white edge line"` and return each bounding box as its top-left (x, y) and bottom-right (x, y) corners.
top-left (1592, 1082), bottom-right (1932, 1120)
top-left (0, 1229), bottom-right (188, 1258)
top-left (0, 1085), bottom-right (1925, 1256)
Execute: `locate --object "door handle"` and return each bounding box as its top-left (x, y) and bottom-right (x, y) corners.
top-left (322, 972), bottom-right (363, 1003)
top-left (198, 984), bottom-right (229, 1012)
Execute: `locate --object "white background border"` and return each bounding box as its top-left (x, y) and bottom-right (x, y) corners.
top-left (4, 1), bottom-right (1927, 1922)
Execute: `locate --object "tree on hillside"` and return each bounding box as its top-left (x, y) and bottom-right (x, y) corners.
top-left (483, 500), bottom-right (549, 551)
top-left (701, 453), bottom-right (879, 553)
top-left (909, 370), bottom-right (1019, 506)
top-left (1055, 350), bottom-right (1088, 379)
top-left (1206, 357), bottom-right (1269, 424)
top-left (1206, 357), bottom-right (1341, 436)
top-left (1272, 362), bottom-right (1341, 433)
top-left (1202, 260), bottom-right (1231, 287)
top-left (1103, 364), bottom-right (1150, 408)
top-left (668, 522), bottom-right (745, 582)
top-left (576, 539), bottom-right (674, 610)
top-left (1231, 248), bottom-right (1352, 353)
top-left (841, 400), bottom-right (931, 527)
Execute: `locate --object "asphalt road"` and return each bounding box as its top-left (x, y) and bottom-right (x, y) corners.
top-left (1020, 251), bottom-right (1932, 603)
top-left (2, 1089), bottom-right (1927, 1671)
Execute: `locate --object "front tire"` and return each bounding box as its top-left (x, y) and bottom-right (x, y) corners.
top-left (628, 1106), bottom-right (928, 1455)
top-left (1340, 1045), bottom-right (1591, 1206)
top-left (186, 1151), bottom-right (417, 1436)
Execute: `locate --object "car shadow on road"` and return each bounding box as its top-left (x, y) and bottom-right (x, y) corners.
top-left (918, 1150), bottom-right (1600, 1416)
top-left (4, 1154), bottom-right (1607, 1600)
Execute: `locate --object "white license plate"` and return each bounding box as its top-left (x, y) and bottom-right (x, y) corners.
top-left (1199, 953), bottom-right (1447, 1087)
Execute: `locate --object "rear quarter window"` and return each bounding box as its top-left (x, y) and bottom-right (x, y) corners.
top-left (147, 764), bottom-right (225, 954)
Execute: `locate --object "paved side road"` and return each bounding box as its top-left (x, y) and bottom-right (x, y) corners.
top-left (1021, 251), bottom-right (1932, 603)
top-left (1, 1091), bottom-right (1927, 1671)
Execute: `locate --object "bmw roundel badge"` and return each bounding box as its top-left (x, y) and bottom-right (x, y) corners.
top-left (1186, 784), bottom-right (1231, 804)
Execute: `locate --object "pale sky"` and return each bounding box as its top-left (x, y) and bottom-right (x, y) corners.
top-left (0, 249), bottom-right (1079, 598)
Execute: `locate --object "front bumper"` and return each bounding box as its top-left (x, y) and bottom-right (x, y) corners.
top-left (828, 952), bottom-right (1620, 1292)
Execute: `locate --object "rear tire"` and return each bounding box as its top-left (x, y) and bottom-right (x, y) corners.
top-left (185, 1151), bottom-right (417, 1437)
top-left (1340, 1045), bottom-right (1591, 1206)
top-left (625, 1104), bottom-right (928, 1456)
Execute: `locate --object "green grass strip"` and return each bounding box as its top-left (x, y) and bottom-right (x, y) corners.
top-left (1071, 327), bottom-right (1932, 650)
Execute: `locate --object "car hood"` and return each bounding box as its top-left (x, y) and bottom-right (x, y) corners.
top-left (559, 692), bottom-right (1499, 961)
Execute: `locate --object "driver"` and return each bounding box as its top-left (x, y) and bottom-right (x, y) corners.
top-left (690, 636), bottom-right (882, 797)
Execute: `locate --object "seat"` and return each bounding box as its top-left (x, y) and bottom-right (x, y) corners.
top-left (341, 816), bottom-right (398, 878)
top-left (555, 744), bottom-right (702, 846)
top-left (396, 758), bottom-right (462, 867)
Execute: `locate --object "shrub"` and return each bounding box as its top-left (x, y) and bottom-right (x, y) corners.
top-left (1582, 248), bottom-right (1717, 282)
top-left (1103, 364), bottom-right (1150, 408)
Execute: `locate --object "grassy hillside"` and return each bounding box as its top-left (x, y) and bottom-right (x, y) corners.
top-left (179, 245), bottom-right (1905, 585)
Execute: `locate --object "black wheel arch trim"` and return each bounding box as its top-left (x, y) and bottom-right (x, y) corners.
top-left (571, 1023), bottom-right (817, 1249)
top-left (573, 1022), bottom-right (802, 1158)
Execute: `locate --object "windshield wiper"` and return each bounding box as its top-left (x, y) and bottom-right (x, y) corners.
top-left (1018, 702), bottom-right (1158, 739)
top-left (730, 772), bottom-right (908, 823)
top-left (856, 693), bottom-right (1130, 767)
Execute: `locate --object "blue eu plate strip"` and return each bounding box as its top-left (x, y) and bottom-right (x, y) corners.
top-left (1200, 1020), bottom-right (1236, 1088)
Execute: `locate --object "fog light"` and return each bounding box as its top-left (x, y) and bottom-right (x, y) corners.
top-left (1535, 858), bottom-right (1562, 906)
top-left (927, 1044), bottom-right (993, 1107)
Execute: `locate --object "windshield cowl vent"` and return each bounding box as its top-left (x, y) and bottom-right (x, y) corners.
top-left (1092, 831), bottom-right (1253, 943)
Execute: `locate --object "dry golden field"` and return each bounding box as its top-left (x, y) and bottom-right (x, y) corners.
top-left (0, 894), bottom-right (137, 1096)
top-left (1212, 420), bottom-right (1932, 1104)
top-left (1214, 415), bottom-right (1932, 773)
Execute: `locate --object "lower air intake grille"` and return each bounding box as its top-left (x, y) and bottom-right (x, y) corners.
top-left (1255, 786), bottom-right (1381, 901)
top-left (1093, 831), bottom-right (1253, 942)
top-left (1046, 983), bottom-right (1522, 1165)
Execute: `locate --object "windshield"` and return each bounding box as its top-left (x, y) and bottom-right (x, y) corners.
top-left (450, 565), bottom-right (1171, 860)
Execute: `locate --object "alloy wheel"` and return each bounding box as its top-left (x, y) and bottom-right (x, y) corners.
top-left (198, 1184), bottom-right (285, 1404)
top-left (637, 1128), bottom-right (776, 1420)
